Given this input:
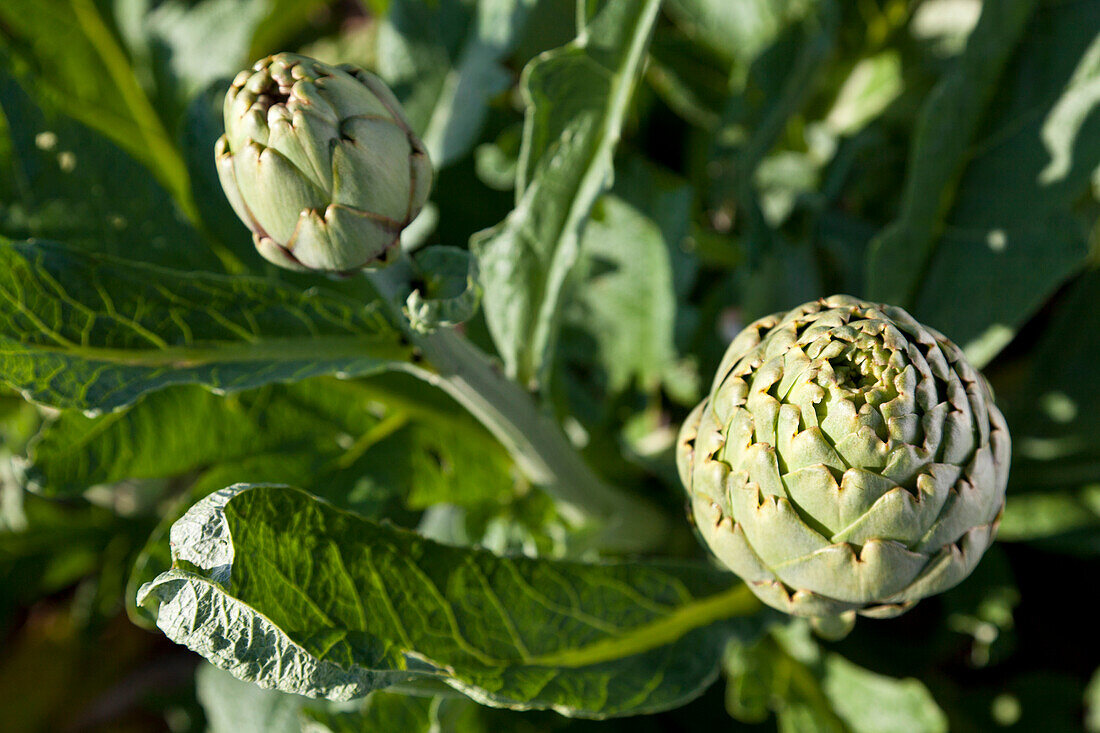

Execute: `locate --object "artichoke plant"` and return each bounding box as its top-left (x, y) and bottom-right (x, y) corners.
top-left (677, 296), bottom-right (1009, 629)
top-left (216, 53), bottom-right (432, 272)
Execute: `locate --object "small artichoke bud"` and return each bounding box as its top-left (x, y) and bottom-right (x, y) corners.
top-left (216, 53), bottom-right (432, 272)
top-left (677, 296), bottom-right (1009, 626)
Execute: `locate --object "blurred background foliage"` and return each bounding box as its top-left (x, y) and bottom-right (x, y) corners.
top-left (0, 0), bottom-right (1099, 730)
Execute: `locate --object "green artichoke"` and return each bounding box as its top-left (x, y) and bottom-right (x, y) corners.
top-left (216, 53), bottom-right (432, 272)
top-left (677, 296), bottom-right (1009, 626)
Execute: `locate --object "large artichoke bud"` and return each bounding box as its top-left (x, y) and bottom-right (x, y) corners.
top-left (216, 53), bottom-right (432, 272)
top-left (677, 296), bottom-right (1009, 628)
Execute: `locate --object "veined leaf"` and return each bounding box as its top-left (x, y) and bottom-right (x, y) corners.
top-left (0, 240), bottom-right (410, 413)
top-left (26, 372), bottom-right (513, 498)
top-left (473, 0), bottom-right (661, 387)
top-left (112, 374), bottom-right (516, 627)
top-left (126, 451), bottom-right (327, 628)
top-left (140, 484), bottom-right (764, 718)
top-left (24, 379), bottom-right (381, 496)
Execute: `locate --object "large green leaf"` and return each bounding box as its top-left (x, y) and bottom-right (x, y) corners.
top-left (139, 484), bottom-right (764, 718)
top-left (116, 373), bottom-right (517, 628)
top-left (473, 0), bottom-right (661, 387)
top-left (26, 371), bottom-right (514, 499)
top-left (867, 1), bottom-right (1100, 365)
top-left (0, 73), bottom-right (221, 271)
top-left (0, 240), bottom-right (410, 412)
top-left (996, 269), bottom-right (1100, 554)
top-left (378, 0), bottom-right (538, 168)
top-left (0, 0), bottom-right (193, 211)
top-left (864, 0), bottom-right (1037, 305)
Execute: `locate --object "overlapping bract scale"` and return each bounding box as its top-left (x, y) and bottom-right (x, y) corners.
top-left (216, 53), bottom-right (432, 272)
top-left (677, 296), bottom-right (1009, 622)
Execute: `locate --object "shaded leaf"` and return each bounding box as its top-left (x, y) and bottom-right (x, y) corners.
top-left (0, 240), bottom-right (410, 412)
top-left (378, 0), bottom-right (537, 168)
top-left (562, 195), bottom-right (677, 393)
top-left (140, 484), bottom-right (764, 718)
top-left (0, 0), bottom-right (192, 209)
top-left (197, 661), bottom-right (307, 733)
top-left (473, 0), bottom-right (662, 387)
top-left (725, 624), bottom-right (947, 733)
top-left (867, 1), bottom-right (1100, 366)
top-left (0, 73), bottom-right (220, 270)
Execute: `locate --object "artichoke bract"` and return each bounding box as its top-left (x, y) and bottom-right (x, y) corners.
top-left (677, 296), bottom-right (1009, 626)
top-left (216, 53), bottom-right (432, 272)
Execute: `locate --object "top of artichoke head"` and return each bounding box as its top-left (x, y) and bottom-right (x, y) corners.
top-left (677, 295), bottom-right (1009, 631)
top-left (216, 53), bottom-right (432, 273)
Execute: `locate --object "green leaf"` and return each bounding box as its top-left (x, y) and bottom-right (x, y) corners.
top-left (378, 0), bottom-right (537, 168)
top-left (0, 0), bottom-right (194, 212)
top-left (562, 195), bottom-right (677, 393)
top-left (912, 5), bottom-right (1100, 364)
top-left (179, 80), bottom-right (254, 271)
top-left (120, 0), bottom-right (267, 120)
top-left (1087, 667), bottom-right (1100, 733)
top-left (817, 653), bottom-right (946, 733)
top-left (0, 240), bottom-right (410, 412)
top-left (197, 661), bottom-right (307, 733)
top-left (25, 378), bottom-right (394, 496)
top-left (473, 0), bottom-right (661, 387)
top-left (301, 693), bottom-right (435, 733)
top-left (140, 484), bottom-right (764, 718)
top-left (126, 451), bottom-right (326, 628)
top-left (664, 0), bottom-right (817, 68)
top-left (865, 0), bottom-right (1038, 304)
top-left (405, 246), bottom-right (482, 333)
top-left (0, 73), bottom-right (221, 271)
top-left (867, 1), bottom-right (1100, 365)
top-left (726, 624), bottom-right (948, 733)
top-left (995, 268), bottom-right (1100, 554)
top-left (53, 372), bottom-right (511, 625)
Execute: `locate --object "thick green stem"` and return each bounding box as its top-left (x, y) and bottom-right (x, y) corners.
top-left (366, 267), bottom-right (669, 553)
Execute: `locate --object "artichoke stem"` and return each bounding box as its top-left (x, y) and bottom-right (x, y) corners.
top-left (366, 266), bottom-right (670, 553)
